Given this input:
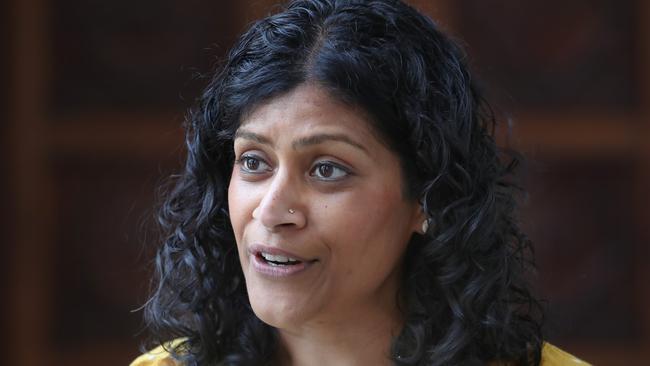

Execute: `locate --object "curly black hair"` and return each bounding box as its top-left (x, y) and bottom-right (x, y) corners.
top-left (143, 0), bottom-right (543, 365)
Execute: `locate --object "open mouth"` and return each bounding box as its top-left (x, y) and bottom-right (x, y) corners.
top-left (250, 246), bottom-right (317, 276)
top-left (257, 252), bottom-right (303, 266)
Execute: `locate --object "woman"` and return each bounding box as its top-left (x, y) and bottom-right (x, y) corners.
top-left (132, 0), bottom-right (589, 365)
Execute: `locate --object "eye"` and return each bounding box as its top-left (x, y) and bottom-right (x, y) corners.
top-left (310, 161), bottom-right (350, 181)
top-left (237, 154), bottom-right (272, 174)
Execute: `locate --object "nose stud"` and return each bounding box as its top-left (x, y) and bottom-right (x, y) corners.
top-left (288, 208), bottom-right (295, 214)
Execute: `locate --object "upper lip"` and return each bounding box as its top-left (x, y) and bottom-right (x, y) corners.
top-left (248, 243), bottom-right (315, 262)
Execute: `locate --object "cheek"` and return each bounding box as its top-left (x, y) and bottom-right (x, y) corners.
top-left (323, 186), bottom-right (409, 256)
top-left (318, 190), bottom-right (410, 300)
top-left (227, 178), bottom-right (250, 242)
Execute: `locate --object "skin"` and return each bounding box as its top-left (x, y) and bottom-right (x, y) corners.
top-left (228, 83), bottom-right (425, 365)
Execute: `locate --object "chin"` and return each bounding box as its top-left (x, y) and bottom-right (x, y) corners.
top-left (247, 287), bottom-right (313, 330)
top-left (250, 301), bottom-right (304, 330)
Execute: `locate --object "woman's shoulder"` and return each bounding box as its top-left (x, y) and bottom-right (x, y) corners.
top-left (541, 343), bottom-right (591, 366)
top-left (129, 340), bottom-right (185, 366)
top-left (129, 340), bottom-right (589, 366)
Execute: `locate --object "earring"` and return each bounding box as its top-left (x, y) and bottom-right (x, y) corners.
top-left (421, 219), bottom-right (429, 234)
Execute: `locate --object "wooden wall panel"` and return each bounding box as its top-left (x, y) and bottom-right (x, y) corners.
top-left (49, 156), bottom-right (175, 347)
top-left (523, 159), bottom-right (641, 341)
top-left (49, 0), bottom-right (238, 115)
top-left (458, 0), bottom-right (638, 111)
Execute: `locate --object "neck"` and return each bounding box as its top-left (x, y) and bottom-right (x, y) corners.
top-left (274, 302), bottom-right (403, 366)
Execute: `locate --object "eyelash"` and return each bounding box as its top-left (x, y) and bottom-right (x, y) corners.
top-left (234, 154), bottom-right (352, 181)
top-left (310, 161), bottom-right (350, 181)
top-left (235, 154), bottom-right (272, 174)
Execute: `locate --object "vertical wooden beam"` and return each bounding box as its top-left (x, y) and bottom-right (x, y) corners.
top-left (0, 0), bottom-right (10, 357)
top-left (7, 0), bottom-right (53, 365)
top-left (636, 0), bottom-right (650, 349)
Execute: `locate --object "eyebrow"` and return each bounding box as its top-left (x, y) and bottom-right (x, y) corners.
top-left (234, 129), bottom-right (368, 154)
top-left (292, 133), bottom-right (368, 153)
top-left (234, 130), bottom-right (273, 146)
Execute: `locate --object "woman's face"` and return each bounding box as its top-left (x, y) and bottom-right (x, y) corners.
top-left (228, 84), bottom-right (424, 330)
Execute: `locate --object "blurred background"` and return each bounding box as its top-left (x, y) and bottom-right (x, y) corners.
top-left (3, 0), bottom-right (649, 365)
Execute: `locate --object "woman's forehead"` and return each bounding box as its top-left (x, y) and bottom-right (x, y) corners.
top-left (239, 84), bottom-right (374, 138)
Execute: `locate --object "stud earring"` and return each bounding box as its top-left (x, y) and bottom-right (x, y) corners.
top-left (421, 219), bottom-right (429, 234)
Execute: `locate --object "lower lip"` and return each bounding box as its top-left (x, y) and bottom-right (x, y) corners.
top-left (251, 254), bottom-right (313, 277)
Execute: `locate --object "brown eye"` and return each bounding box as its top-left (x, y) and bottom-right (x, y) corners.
top-left (318, 164), bottom-right (333, 178)
top-left (238, 155), bottom-right (270, 174)
top-left (310, 162), bottom-right (349, 181)
top-left (245, 157), bottom-right (259, 171)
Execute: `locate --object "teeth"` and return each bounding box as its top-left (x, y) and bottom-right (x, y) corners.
top-left (260, 252), bottom-right (299, 264)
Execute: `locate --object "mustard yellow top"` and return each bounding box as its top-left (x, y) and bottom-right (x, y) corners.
top-left (130, 340), bottom-right (590, 366)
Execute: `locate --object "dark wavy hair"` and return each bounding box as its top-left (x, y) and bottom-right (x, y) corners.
top-left (143, 0), bottom-right (543, 365)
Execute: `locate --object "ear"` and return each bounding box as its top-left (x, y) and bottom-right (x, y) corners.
top-left (410, 203), bottom-right (429, 235)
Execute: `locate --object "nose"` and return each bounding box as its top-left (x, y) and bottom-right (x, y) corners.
top-left (252, 170), bottom-right (306, 232)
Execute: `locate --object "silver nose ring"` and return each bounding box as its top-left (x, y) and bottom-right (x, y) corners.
top-left (288, 208), bottom-right (295, 214)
